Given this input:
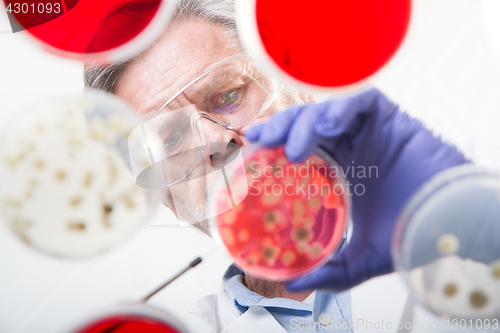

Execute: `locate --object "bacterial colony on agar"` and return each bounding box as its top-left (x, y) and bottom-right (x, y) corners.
top-left (254, 0), bottom-right (411, 88)
top-left (74, 315), bottom-right (182, 333)
top-left (392, 166), bottom-right (500, 320)
top-left (210, 145), bottom-right (349, 281)
top-left (0, 92), bottom-right (159, 258)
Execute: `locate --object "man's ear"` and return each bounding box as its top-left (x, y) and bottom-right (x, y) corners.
top-left (299, 92), bottom-right (317, 103)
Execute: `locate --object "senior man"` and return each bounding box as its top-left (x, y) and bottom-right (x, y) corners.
top-left (85, 0), bottom-right (352, 332)
top-left (84, 0), bottom-right (469, 332)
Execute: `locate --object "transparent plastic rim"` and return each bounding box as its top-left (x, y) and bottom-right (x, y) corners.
top-left (391, 164), bottom-right (499, 318)
top-left (0, 90), bottom-right (160, 260)
top-left (65, 304), bottom-right (190, 333)
top-left (235, 0), bottom-right (419, 95)
top-left (16, 0), bottom-right (179, 64)
top-left (208, 144), bottom-right (351, 281)
top-left (159, 53), bottom-right (283, 130)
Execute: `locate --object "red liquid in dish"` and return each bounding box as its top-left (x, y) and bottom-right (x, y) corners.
top-left (213, 146), bottom-right (348, 280)
top-left (255, 0), bottom-right (411, 87)
top-left (5, 0), bottom-right (161, 55)
top-left (75, 314), bottom-right (180, 333)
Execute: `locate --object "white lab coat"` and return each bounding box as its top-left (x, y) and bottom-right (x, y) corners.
top-left (189, 279), bottom-right (288, 333)
top-left (189, 273), bottom-right (409, 333)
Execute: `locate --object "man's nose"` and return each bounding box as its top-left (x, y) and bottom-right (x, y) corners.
top-left (198, 117), bottom-right (247, 147)
top-left (197, 117), bottom-right (247, 170)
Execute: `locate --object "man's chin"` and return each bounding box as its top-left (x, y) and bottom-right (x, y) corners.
top-left (172, 175), bottom-right (215, 235)
top-left (173, 196), bottom-right (211, 235)
top-left (189, 220), bottom-right (211, 236)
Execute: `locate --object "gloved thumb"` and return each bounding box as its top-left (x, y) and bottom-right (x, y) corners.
top-left (286, 242), bottom-right (390, 292)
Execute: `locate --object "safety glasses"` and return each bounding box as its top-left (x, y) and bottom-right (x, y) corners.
top-left (129, 54), bottom-right (282, 189)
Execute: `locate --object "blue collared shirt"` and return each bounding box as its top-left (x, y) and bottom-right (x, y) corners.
top-left (222, 264), bottom-right (353, 333)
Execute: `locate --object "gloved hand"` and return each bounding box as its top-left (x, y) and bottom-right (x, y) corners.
top-left (245, 88), bottom-right (469, 292)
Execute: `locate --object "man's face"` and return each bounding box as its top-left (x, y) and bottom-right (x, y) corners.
top-left (115, 18), bottom-right (305, 228)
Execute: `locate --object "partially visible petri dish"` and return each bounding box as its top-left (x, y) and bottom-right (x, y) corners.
top-left (68, 305), bottom-right (188, 333)
top-left (208, 145), bottom-right (350, 281)
top-left (236, 0), bottom-right (413, 93)
top-left (4, 0), bottom-right (178, 64)
top-left (392, 165), bottom-right (500, 320)
top-left (0, 91), bottom-right (160, 258)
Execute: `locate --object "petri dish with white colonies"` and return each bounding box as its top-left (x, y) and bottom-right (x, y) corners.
top-left (3, 0), bottom-right (178, 63)
top-left (392, 165), bottom-right (500, 320)
top-left (0, 91), bottom-right (160, 258)
top-left (208, 145), bottom-right (350, 281)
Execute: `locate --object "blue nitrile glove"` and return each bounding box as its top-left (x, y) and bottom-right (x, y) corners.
top-left (245, 88), bottom-right (469, 292)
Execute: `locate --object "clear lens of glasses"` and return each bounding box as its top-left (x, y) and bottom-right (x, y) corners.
top-left (161, 55), bottom-right (279, 129)
top-left (130, 55), bottom-right (280, 189)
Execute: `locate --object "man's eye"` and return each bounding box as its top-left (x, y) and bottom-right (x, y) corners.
top-left (165, 132), bottom-right (181, 148)
top-left (209, 89), bottom-right (239, 108)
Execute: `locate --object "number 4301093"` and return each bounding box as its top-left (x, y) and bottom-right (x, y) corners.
top-left (445, 318), bottom-right (499, 330)
top-left (5, 3), bottom-right (61, 14)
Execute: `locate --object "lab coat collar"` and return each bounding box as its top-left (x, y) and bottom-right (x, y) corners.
top-left (188, 277), bottom-right (288, 333)
top-left (227, 274), bottom-right (314, 312)
top-left (188, 264), bottom-right (330, 332)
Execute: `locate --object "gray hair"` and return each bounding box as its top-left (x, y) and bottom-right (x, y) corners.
top-left (83, 0), bottom-right (239, 92)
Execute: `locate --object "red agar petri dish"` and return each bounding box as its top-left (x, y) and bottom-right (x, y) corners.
top-left (4, 0), bottom-right (177, 63)
top-left (70, 306), bottom-right (188, 333)
top-left (209, 145), bottom-right (349, 280)
top-left (237, 0), bottom-right (412, 91)
top-left (75, 315), bottom-right (181, 333)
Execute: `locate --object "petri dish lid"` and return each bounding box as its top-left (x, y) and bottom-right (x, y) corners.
top-left (0, 91), bottom-right (161, 258)
top-left (4, 0), bottom-right (179, 63)
top-left (208, 144), bottom-right (350, 281)
top-left (236, 0), bottom-right (413, 93)
top-left (392, 165), bottom-right (500, 320)
top-left (67, 304), bottom-right (189, 333)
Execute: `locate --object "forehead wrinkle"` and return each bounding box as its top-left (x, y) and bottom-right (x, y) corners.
top-left (145, 58), bottom-right (244, 118)
top-left (116, 18), bottom-right (240, 117)
top-left (135, 44), bottom-right (224, 115)
top-left (147, 89), bottom-right (193, 120)
top-left (198, 66), bottom-right (245, 95)
top-left (142, 63), bottom-right (206, 119)
top-left (133, 51), bottom-right (187, 114)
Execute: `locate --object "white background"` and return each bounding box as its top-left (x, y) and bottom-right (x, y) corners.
top-left (1, 0), bottom-right (500, 332)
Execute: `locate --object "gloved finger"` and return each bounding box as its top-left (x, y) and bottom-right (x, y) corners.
top-left (283, 102), bottom-right (329, 162)
top-left (314, 87), bottom-right (394, 138)
top-left (244, 123), bottom-right (263, 142)
top-left (245, 104), bottom-right (304, 147)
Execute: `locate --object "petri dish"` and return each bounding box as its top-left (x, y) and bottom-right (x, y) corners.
top-left (392, 165), bottom-right (500, 320)
top-left (484, 0), bottom-right (500, 61)
top-left (3, 0), bottom-right (178, 63)
top-left (0, 91), bottom-right (160, 258)
top-left (208, 145), bottom-right (350, 281)
top-left (69, 305), bottom-right (188, 333)
top-left (236, 0), bottom-right (412, 93)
